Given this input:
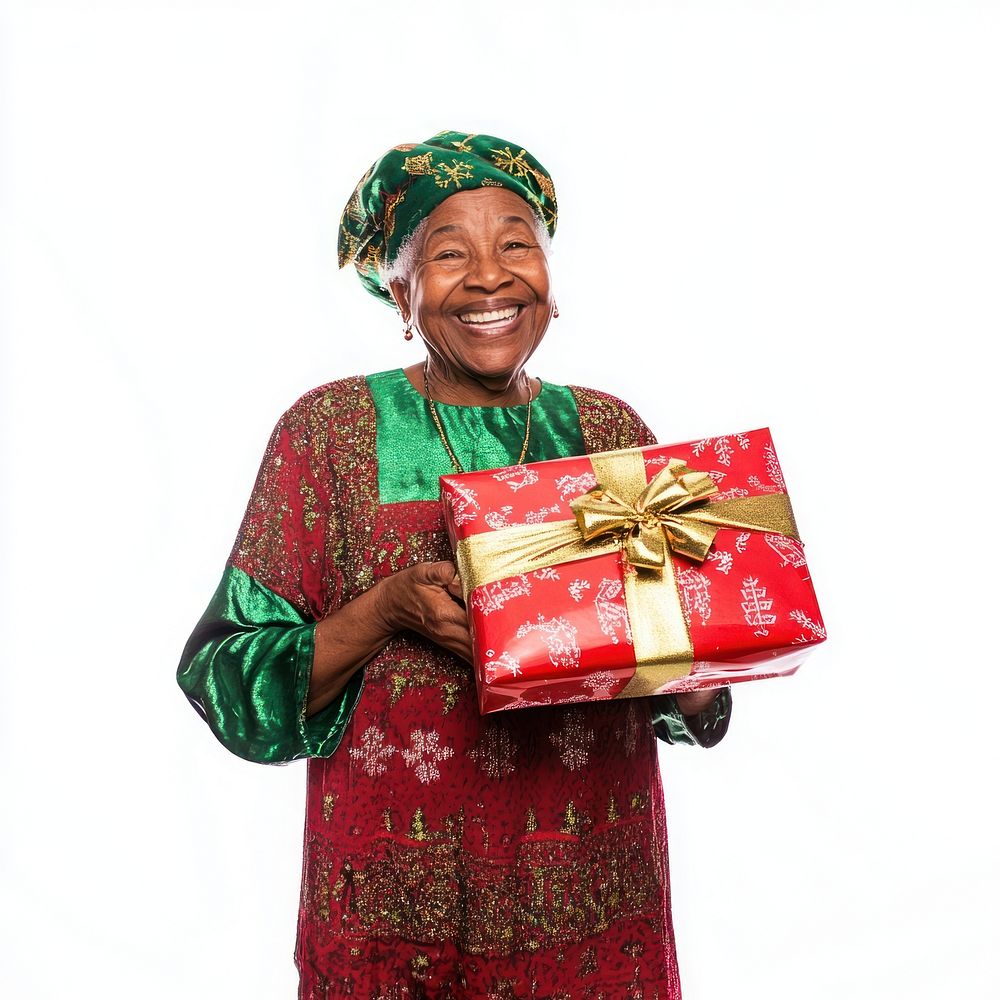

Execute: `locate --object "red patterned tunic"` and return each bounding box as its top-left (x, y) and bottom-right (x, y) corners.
top-left (179, 372), bottom-right (730, 999)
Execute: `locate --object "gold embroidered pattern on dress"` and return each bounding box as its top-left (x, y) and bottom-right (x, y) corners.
top-left (525, 807), bottom-right (538, 833)
top-left (385, 659), bottom-right (470, 715)
top-left (409, 807), bottom-right (429, 842)
top-left (304, 819), bottom-right (663, 957)
top-left (322, 792), bottom-right (337, 822)
top-left (467, 722), bottom-right (518, 779)
top-left (300, 478), bottom-right (320, 532)
top-left (549, 711), bottom-right (596, 771)
top-left (560, 801), bottom-right (583, 836)
top-left (607, 794), bottom-right (621, 823)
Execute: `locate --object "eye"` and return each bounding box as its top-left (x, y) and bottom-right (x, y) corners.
top-left (433, 249), bottom-right (464, 261)
top-left (502, 240), bottom-right (534, 253)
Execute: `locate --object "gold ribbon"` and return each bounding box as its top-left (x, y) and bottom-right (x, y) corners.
top-left (454, 448), bottom-right (799, 698)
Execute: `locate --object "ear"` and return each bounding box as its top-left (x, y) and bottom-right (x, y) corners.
top-left (389, 280), bottom-right (411, 322)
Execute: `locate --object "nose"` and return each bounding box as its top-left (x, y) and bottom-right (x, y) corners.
top-left (463, 247), bottom-right (514, 293)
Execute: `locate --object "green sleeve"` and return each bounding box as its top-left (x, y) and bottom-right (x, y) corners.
top-left (177, 565), bottom-right (364, 764)
top-left (650, 688), bottom-right (732, 748)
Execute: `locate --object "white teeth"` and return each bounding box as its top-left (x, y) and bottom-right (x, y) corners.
top-left (460, 306), bottom-right (519, 324)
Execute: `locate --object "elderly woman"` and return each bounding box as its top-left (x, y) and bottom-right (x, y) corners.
top-left (178, 131), bottom-right (731, 999)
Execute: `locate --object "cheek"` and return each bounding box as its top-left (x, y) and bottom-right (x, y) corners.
top-left (525, 264), bottom-right (552, 302)
top-left (413, 275), bottom-right (458, 320)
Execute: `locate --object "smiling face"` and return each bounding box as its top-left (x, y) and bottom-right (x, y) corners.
top-left (389, 188), bottom-right (554, 402)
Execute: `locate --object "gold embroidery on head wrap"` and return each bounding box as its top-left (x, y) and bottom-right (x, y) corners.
top-left (434, 159), bottom-right (475, 189)
top-left (403, 151), bottom-right (435, 176)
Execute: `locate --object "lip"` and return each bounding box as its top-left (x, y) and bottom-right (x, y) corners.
top-left (453, 297), bottom-right (526, 315)
top-left (452, 298), bottom-right (529, 335)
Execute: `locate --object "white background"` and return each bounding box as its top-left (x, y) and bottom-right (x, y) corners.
top-left (1, 2), bottom-right (997, 997)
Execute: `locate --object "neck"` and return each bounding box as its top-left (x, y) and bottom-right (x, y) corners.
top-left (405, 359), bottom-right (535, 407)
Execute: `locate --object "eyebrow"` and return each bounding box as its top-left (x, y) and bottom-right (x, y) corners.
top-left (425, 215), bottom-right (535, 242)
top-left (426, 224), bottom-right (461, 241)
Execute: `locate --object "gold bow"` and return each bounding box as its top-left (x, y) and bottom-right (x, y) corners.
top-left (572, 458), bottom-right (721, 569)
top-left (453, 448), bottom-right (799, 698)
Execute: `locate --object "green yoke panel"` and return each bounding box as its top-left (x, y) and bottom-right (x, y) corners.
top-left (367, 368), bottom-right (586, 504)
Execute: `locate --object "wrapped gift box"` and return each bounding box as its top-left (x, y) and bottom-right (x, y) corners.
top-left (441, 429), bottom-right (825, 714)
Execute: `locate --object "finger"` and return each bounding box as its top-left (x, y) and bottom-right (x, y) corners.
top-left (435, 634), bottom-right (474, 663)
top-left (425, 589), bottom-right (468, 622)
top-left (417, 560), bottom-right (458, 587)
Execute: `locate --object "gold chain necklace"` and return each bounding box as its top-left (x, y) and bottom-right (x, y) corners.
top-left (423, 359), bottom-right (533, 474)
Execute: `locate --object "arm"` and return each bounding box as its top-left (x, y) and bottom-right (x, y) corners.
top-left (178, 559), bottom-right (472, 762)
top-left (306, 561), bottom-right (471, 716)
top-left (177, 387), bottom-right (358, 763)
top-left (177, 385), bottom-right (474, 762)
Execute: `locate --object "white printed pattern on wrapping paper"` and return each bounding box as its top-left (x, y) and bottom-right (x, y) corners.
top-left (735, 531), bottom-right (751, 553)
top-left (568, 578), bottom-right (591, 602)
top-left (706, 550), bottom-right (734, 575)
top-left (492, 466), bottom-right (539, 492)
top-left (483, 650), bottom-right (522, 684)
top-left (594, 578), bottom-right (633, 645)
top-left (747, 475), bottom-right (784, 494)
top-left (447, 484), bottom-right (480, 526)
top-left (485, 504), bottom-right (562, 530)
top-left (789, 609), bottom-right (826, 643)
top-left (764, 442), bottom-right (786, 489)
top-left (515, 614), bottom-right (581, 669)
top-left (555, 471), bottom-right (597, 501)
top-left (400, 729), bottom-right (454, 784)
top-left (677, 568), bottom-right (712, 626)
top-left (690, 433), bottom-right (751, 468)
top-left (741, 577), bottom-right (777, 636)
top-left (765, 534), bottom-right (807, 568)
top-left (710, 486), bottom-right (750, 502)
top-left (349, 726), bottom-right (396, 777)
top-left (549, 711), bottom-right (596, 771)
top-left (470, 575), bottom-right (532, 616)
top-left (534, 567), bottom-right (560, 581)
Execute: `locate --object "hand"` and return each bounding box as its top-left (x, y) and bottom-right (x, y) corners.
top-left (675, 688), bottom-right (723, 718)
top-left (374, 560), bottom-right (473, 663)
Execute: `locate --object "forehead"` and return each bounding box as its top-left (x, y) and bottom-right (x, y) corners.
top-left (422, 188), bottom-right (538, 238)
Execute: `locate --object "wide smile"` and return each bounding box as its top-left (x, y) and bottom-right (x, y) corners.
top-left (455, 304), bottom-right (525, 334)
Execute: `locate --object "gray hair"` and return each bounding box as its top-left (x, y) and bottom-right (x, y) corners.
top-left (379, 212), bottom-right (552, 290)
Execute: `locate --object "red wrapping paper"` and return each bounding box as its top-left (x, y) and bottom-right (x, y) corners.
top-left (441, 429), bottom-right (825, 714)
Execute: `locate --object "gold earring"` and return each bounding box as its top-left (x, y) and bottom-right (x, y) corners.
top-left (552, 302), bottom-right (560, 319)
top-left (404, 321), bottom-right (414, 341)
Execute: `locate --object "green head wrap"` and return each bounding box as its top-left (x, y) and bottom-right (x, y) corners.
top-left (337, 130), bottom-right (558, 307)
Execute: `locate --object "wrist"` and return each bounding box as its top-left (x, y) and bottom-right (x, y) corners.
top-left (369, 575), bottom-right (401, 640)
top-left (675, 688), bottom-right (722, 718)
